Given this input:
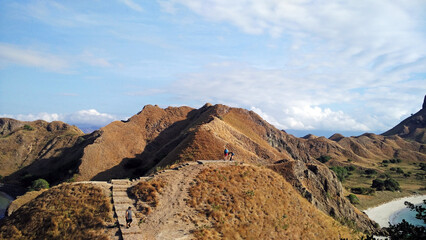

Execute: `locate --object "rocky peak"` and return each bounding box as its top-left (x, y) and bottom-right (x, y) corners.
top-left (423, 94), bottom-right (426, 109)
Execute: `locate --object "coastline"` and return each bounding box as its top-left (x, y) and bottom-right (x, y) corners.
top-left (364, 194), bottom-right (426, 227)
top-left (0, 191), bottom-right (14, 219)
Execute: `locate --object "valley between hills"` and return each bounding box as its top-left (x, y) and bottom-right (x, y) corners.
top-left (0, 96), bottom-right (425, 239)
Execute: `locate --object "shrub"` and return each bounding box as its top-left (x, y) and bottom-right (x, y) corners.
top-left (347, 194), bottom-right (360, 204)
top-left (371, 179), bottom-right (385, 191)
top-left (382, 160), bottom-right (389, 164)
top-left (317, 155), bottom-right (331, 163)
top-left (384, 178), bottom-right (400, 191)
top-left (364, 169), bottom-right (377, 175)
top-left (372, 178), bottom-right (400, 191)
top-left (351, 187), bottom-right (375, 195)
top-left (419, 163), bottom-right (426, 171)
top-left (23, 124), bottom-right (34, 131)
top-left (330, 166), bottom-right (348, 182)
top-left (344, 165), bottom-right (356, 171)
top-left (396, 168), bottom-right (404, 174)
top-left (390, 167), bottom-right (396, 171)
top-left (378, 173), bottom-right (389, 179)
top-left (30, 178), bottom-right (49, 191)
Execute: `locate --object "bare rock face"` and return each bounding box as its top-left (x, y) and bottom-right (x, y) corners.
top-left (270, 160), bottom-right (377, 233)
top-left (0, 118), bottom-right (24, 136)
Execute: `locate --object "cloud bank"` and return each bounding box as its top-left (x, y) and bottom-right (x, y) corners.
top-left (0, 109), bottom-right (117, 127)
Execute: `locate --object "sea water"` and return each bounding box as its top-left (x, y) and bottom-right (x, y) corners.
top-left (0, 191), bottom-right (13, 219)
top-left (389, 202), bottom-right (426, 227)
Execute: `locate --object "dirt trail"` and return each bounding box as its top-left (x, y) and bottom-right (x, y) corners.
top-left (139, 161), bottom-right (239, 240)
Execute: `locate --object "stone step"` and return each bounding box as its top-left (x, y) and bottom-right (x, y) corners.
top-left (111, 179), bottom-right (131, 185)
top-left (113, 197), bottom-right (133, 204)
top-left (113, 185), bottom-right (130, 190)
top-left (121, 226), bottom-right (143, 235)
top-left (114, 204), bottom-right (133, 211)
top-left (113, 191), bottom-right (128, 196)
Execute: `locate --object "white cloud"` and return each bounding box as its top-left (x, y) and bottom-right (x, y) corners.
top-left (119, 0), bottom-right (144, 12)
top-left (1, 109), bottom-right (117, 127)
top-left (169, 61), bottom-right (424, 132)
top-left (66, 109), bottom-right (116, 126)
top-left (162, 0), bottom-right (426, 132)
top-left (0, 43), bottom-right (69, 72)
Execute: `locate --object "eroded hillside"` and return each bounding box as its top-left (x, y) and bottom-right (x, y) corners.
top-left (0, 118), bottom-right (83, 184)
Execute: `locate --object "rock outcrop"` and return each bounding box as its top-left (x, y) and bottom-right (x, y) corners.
top-left (269, 160), bottom-right (376, 232)
top-left (382, 95), bottom-right (426, 143)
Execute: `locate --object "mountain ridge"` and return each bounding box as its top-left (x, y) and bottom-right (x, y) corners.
top-left (1, 99), bottom-right (426, 234)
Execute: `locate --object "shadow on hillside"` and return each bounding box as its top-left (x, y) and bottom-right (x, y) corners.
top-left (91, 106), bottom-right (214, 181)
top-left (4, 131), bottom-right (101, 188)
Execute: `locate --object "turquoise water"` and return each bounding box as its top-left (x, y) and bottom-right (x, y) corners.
top-left (0, 191), bottom-right (13, 219)
top-left (389, 203), bottom-right (426, 227)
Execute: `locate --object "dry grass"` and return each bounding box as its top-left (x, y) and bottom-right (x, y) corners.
top-left (0, 183), bottom-right (112, 240)
top-left (188, 165), bottom-right (360, 240)
top-left (129, 179), bottom-right (166, 215)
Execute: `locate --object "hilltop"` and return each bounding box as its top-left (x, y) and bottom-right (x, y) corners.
top-left (382, 95), bottom-right (426, 143)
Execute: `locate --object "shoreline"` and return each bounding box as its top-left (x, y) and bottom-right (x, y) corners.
top-left (364, 194), bottom-right (426, 227)
top-left (0, 191), bottom-right (14, 219)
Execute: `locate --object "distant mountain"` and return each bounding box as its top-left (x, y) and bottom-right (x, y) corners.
top-left (382, 95), bottom-right (426, 143)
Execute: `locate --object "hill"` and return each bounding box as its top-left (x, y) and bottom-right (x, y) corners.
top-left (0, 118), bottom-right (84, 185)
top-left (382, 95), bottom-right (426, 143)
top-left (0, 183), bottom-right (113, 240)
top-left (1, 163), bottom-right (363, 240)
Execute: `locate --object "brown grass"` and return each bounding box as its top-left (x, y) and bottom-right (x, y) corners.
top-left (0, 183), bottom-right (112, 240)
top-left (188, 165), bottom-right (360, 240)
top-left (130, 179), bottom-right (166, 213)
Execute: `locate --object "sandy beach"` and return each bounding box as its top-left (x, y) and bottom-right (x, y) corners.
top-left (364, 194), bottom-right (426, 227)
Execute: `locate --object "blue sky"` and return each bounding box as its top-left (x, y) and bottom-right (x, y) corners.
top-left (0, 0), bottom-right (425, 137)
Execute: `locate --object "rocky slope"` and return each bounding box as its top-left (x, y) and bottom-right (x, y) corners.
top-left (382, 95), bottom-right (426, 143)
top-left (0, 118), bottom-right (83, 184)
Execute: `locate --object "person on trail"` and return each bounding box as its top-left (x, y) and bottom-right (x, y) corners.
top-left (126, 206), bottom-right (133, 228)
top-left (224, 148), bottom-right (229, 160)
top-left (229, 152), bottom-right (235, 161)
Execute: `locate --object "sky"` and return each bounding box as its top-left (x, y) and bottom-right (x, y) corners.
top-left (0, 0), bottom-right (425, 137)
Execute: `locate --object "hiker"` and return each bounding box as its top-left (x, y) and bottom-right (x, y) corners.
top-left (126, 206), bottom-right (132, 228)
top-left (229, 152), bottom-right (235, 161)
top-left (224, 148), bottom-right (229, 160)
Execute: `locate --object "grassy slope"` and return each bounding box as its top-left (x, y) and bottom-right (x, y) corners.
top-left (0, 184), bottom-right (112, 240)
top-left (337, 157), bottom-right (426, 210)
top-left (188, 165), bottom-right (360, 239)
